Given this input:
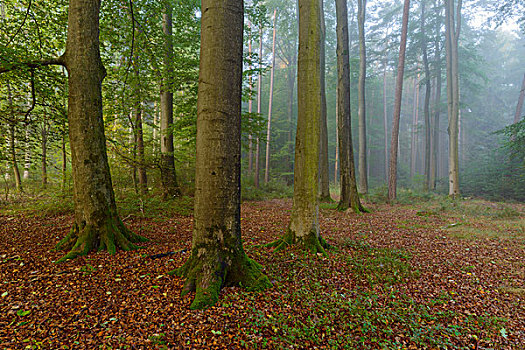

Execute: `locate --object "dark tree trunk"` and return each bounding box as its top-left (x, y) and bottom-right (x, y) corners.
top-left (388, 0), bottom-right (411, 202)
top-left (170, 0), bottom-right (270, 310)
top-left (336, 0), bottom-right (366, 213)
top-left (160, 2), bottom-right (180, 198)
top-left (55, 0), bottom-right (146, 262)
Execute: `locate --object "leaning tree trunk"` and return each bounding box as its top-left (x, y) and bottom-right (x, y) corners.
top-left (357, 0), bottom-right (368, 194)
top-left (55, 0), bottom-right (147, 262)
top-left (160, 2), bottom-right (180, 198)
top-left (268, 0), bottom-right (328, 254)
top-left (336, 0), bottom-right (366, 213)
top-left (387, 0), bottom-right (411, 202)
top-left (170, 0), bottom-right (270, 310)
top-left (319, 0), bottom-right (331, 202)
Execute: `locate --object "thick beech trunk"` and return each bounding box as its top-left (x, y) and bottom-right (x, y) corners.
top-left (357, 0), bottom-right (368, 194)
top-left (269, 0), bottom-right (328, 254)
top-left (319, 0), bottom-right (331, 202)
top-left (388, 0), bottom-right (410, 202)
top-left (160, 3), bottom-right (180, 198)
top-left (336, 0), bottom-right (366, 213)
top-left (170, 0), bottom-right (270, 310)
top-left (55, 0), bottom-right (146, 262)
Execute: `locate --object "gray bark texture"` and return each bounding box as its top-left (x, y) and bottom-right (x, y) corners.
top-left (357, 0), bottom-right (368, 194)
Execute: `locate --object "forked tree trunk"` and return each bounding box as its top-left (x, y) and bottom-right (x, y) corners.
top-left (319, 0), bottom-right (331, 202)
top-left (265, 9), bottom-right (277, 185)
top-left (170, 0), bottom-right (270, 310)
top-left (268, 0), bottom-right (328, 254)
top-left (55, 0), bottom-right (147, 262)
top-left (160, 2), bottom-right (180, 198)
top-left (336, 0), bottom-right (366, 213)
top-left (357, 0), bottom-right (368, 194)
top-left (387, 0), bottom-right (411, 202)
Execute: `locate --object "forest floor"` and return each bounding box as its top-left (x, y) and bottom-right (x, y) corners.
top-left (0, 195), bottom-right (524, 349)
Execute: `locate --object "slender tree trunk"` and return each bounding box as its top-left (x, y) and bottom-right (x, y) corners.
top-left (334, 96), bottom-right (339, 186)
top-left (135, 108), bottom-right (148, 194)
top-left (445, 0), bottom-right (461, 197)
top-left (254, 27), bottom-right (263, 189)
top-left (319, 0), bottom-right (331, 201)
top-left (382, 37), bottom-right (389, 183)
top-left (23, 125), bottom-right (30, 179)
top-left (152, 101), bottom-right (159, 157)
top-left (160, 2), bottom-right (180, 198)
top-left (421, 1), bottom-right (432, 191)
top-left (61, 127), bottom-right (67, 192)
top-left (410, 73), bottom-right (420, 179)
top-left (336, 0), bottom-right (366, 212)
top-left (171, 0), bottom-right (270, 310)
top-left (387, 0), bottom-right (411, 202)
top-left (55, 0), bottom-right (146, 262)
top-left (6, 83), bottom-right (22, 192)
top-left (357, 0), bottom-right (368, 194)
top-left (248, 31), bottom-right (254, 174)
top-left (430, 0), bottom-right (442, 190)
top-left (286, 58), bottom-right (297, 185)
top-left (265, 9), bottom-right (277, 185)
top-left (514, 73), bottom-right (525, 124)
top-left (41, 119), bottom-right (48, 188)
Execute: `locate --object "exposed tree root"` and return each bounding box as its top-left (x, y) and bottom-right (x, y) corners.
top-left (169, 249), bottom-right (271, 310)
top-left (54, 216), bottom-right (147, 263)
top-left (337, 200), bottom-right (370, 214)
top-left (265, 229), bottom-right (330, 257)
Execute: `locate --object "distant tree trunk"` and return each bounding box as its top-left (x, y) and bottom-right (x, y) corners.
top-left (41, 118), bottom-right (49, 188)
top-left (421, 1), bottom-right (432, 191)
top-left (336, 0), bottom-right (366, 213)
top-left (382, 36), bottom-right (389, 183)
top-left (387, 0), bottom-right (411, 202)
top-left (319, 0), bottom-right (331, 202)
top-left (514, 73), bottom-right (525, 124)
top-left (6, 83), bottom-right (22, 192)
top-left (410, 73), bottom-right (420, 179)
top-left (334, 96), bottom-right (339, 186)
top-left (61, 127), bottom-right (68, 192)
top-left (286, 53), bottom-right (297, 185)
top-left (171, 0), bottom-right (270, 310)
top-left (445, 0), bottom-right (461, 197)
top-left (265, 9), bottom-right (277, 185)
top-left (23, 125), bottom-right (30, 179)
top-left (269, 0), bottom-right (328, 254)
top-left (248, 31), bottom-right (254, 174)
top-left (430, 0), bottom-right (442, 190)
top-left (160, 2), bottom-right (180, 198)
top-left (55, 0), bottom-right (146, 262)
top-left (254, 27), bottom-right (263, 189)
top-left (134, 108), bottom-right (148, 194)
top-left (357, 0), bottom-right (368, 194)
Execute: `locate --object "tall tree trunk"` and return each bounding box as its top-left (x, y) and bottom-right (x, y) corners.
top-left (23, 125), bottom-right (30, 179)
top-left (61, 127), bottom-right (68, 192)
top-left (135, 108), bottom-right (148, 194)
top-left (6, 83), bottom-right (22, 192)
top-left (334, 95), bottom-right (339, 186)
top-left (269, 0), bottom-right (328, 254)
top-left (430, 0), bottom-right (442, 190)
top-left (357, 0), bottom-right (368, 194)
top-left (336, 0), bottom-right (366, 213)
top-left (382, 36), bottom-right (389, 183)
top-left (410, 73), bottom-right (420, 179)
top-left (421, 1), bottom-right (432, 191)
top-left (319, 0), bottom-right (331, 202)
top-left (160, 2), bottom-right (180, 198)
top-left (41, 119), bottom-right (48, 188)
top-left (254, 27), bottom-right (263, 189)
top-left (445, 0), bottom-right (461, 197)
top-left (171, 0), bottom-right (270, 310)
top-left (514, 73), bottom-right (525, 124)
top-left (248, 31), bottom-right (254, 174)
top-left (55, 0), bottom-right (146, 262)
top-left (387, 0), bottom-right (411, 202)
top-left (265, 9), bottom-right (277, 185)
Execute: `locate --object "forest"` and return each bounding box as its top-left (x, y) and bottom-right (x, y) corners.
top-left (0, 0), bottom-right (524, 348)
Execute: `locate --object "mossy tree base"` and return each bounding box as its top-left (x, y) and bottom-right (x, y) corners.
top-left (266, 229), bottom-right (330, 257)
top-left (319, 195), bottom-right (333, 203)
top-left (54, 216), bottom-right (147, 263)
top-left (337, 200), bottom-right (370, 214)
top-left (169, 248), bottom-right (271, 310)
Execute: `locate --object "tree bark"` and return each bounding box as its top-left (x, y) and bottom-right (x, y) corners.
top-left (387, 0), bottom-right (411, 202)
top-left (6, 83), bottom-right (22, 192)
top-left (430, 0), bottom-right (442, 190)
top-left (319, 0), bottom-right (331, 202)
top-left (254, 27), bottom-right (263, 189)
top-left (247, 31), bottom-right (254, 174)
top-left (514, 73), bottom-right (525, 124)
top-left (336, 0), bottom-right (366, 213)
top-left (269, 0), bottom-right (328, 254)
top-left (41, 118), bottom-right (48, 188)
top-left (265, 9), bottom-right (277, 185)
top-left (160, 2), bottom-right (180, 198)
top-left (55, 0), bottom-right (146, 262)
top-left (410, 74), bottom-right (420, 179)
top-left (170, 0), bottom-right (270, 310)
top-left (357, 0), bottom-right (368, 194)
top-left (421, 1), bottom-right (432, 191)
top-left (382, 34), bottom-right (389, 183)
top-left (445, 0), bottom-right (461, 197)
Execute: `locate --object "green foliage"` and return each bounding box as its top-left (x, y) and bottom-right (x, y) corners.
top-left (241, 177), bottom-right (293, 201)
